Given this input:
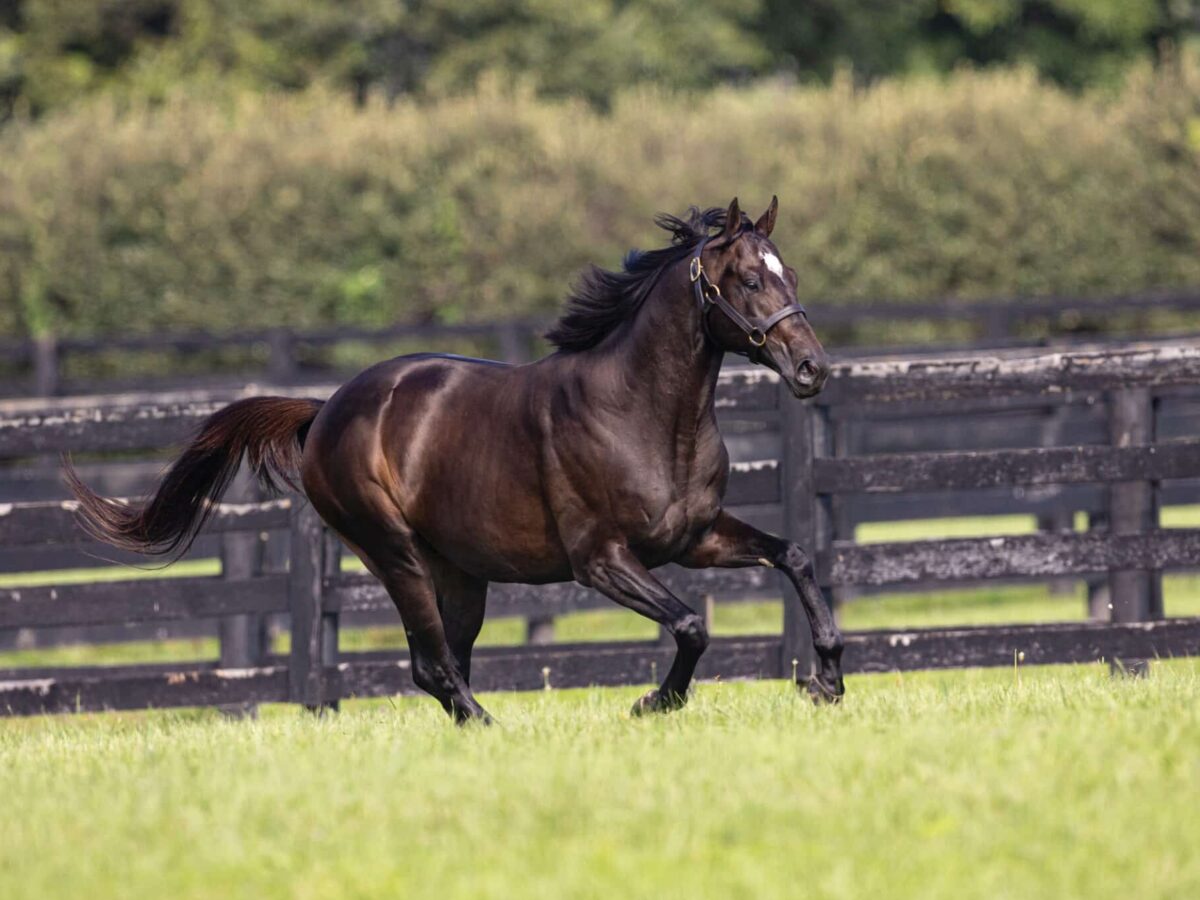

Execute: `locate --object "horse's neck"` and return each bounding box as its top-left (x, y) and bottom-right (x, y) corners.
top-left (611, 265), bottom-right (724, 441)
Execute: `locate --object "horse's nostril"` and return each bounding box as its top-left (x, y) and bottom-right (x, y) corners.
top-left (796, 359), bottom-right (818, 385)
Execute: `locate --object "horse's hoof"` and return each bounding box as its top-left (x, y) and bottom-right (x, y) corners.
top-left (804, 677), bottom-right (844, 706)
top-left (630, 689), bottom-right (662, 717)
top-left (630, 688), bottom-right (685, 717)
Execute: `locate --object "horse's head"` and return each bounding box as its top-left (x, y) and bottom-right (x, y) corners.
top-left (694, 197), bottom-right (829, 398)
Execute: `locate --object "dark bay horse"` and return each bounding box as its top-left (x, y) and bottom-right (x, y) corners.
top-left (65, 197), bottom-right (844, 723)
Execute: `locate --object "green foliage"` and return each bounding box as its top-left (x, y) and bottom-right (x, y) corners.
top-left (2, 0), bottom-right (1199, 122)
top-left (409, 0), bottom-right (768, 108)
top-left (763, 1), bottom-right (1197, 87)
top-left (0, 0), bottom-right (768, 118)
top-left (2, 62), bottom-right (1200, 339)
top-left (0, 0), bottom-right (404, 117)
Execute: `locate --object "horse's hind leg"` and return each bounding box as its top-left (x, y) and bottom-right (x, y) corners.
top-left (429, 557), bottom-right (488, 685)
top-left (356, 536), bottom-right (492, 724)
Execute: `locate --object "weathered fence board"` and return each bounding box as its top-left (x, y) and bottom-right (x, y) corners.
top-left (333, 636), bottom-right (784, 698)
top-left (0, 498), bottom-right (291, 546)
top-left (0, 388), bottom-right (323, 455)
top-left (820, 530), bottom-right (1200, 586)
top-left (0, 575), bottom-right (288, 629)
top-left (814, 440), bottom-right (1200, 493)
top-left (0, 663), bottom-right (288, 716)
top-left (842, 618), bottom-right (1200, 672)
top-left (821, 342), bottom-right (1200, 405)
top-left (326, 566), bottom-right (778, 617)
top-left (0, 369), bottom-right (777, 456)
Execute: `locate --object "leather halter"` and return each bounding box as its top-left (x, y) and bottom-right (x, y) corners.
top-left (689, 236), bottom-right (807, 363)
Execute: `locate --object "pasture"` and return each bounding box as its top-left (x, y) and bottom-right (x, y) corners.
top-left (2, 511), bottom-right (1199, 898)
top-left (1, 661), bottom-right (1197, 900)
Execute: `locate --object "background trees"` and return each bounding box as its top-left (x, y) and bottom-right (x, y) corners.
top-left (2, 0), bottom-right (1197, 123)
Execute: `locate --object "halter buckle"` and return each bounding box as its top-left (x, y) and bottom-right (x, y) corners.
top-left (689, 257), bottom-right (703, 283)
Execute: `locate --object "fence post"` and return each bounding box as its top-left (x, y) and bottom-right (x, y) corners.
top-left (321, 529), bottom-right (342, 711)
top-left (1107, 387), bottom-right (1158, 674)
top-left (498, 322), bottom-right (529, 365)
top-left (982, 306), bottom-right (1011, 342)
top-left (218, 471), bottom-right (269, 716)
top-left (267, 328), bottom-right (297, 382)
top-left (32, 334), bottom-right (59, 397)
top-left (526, 616), bottom-right (556, 645)
top-left (1038, 403), bottom-right (1075, 596)
top-left (289, 499), bottom-right (336, 711)
top-left (828, 416), bottom-right (858, 606)
top-left (780, 389), bottom-right (830, 681)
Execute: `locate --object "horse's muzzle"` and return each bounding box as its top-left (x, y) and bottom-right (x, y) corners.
top-left (784, 357), bottom-right (829, 398)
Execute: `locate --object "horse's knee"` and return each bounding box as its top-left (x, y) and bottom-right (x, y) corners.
top-left (673, 612), bottom-right (709, 655)
top-left (782, 542), bottom-right (816, 580)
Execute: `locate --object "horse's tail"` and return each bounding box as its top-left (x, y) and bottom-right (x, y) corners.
top-left (63, 396), bottom-right (325, 560)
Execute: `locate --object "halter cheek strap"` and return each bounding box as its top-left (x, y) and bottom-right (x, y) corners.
top-left (689, 237), bottom-right (808, 363)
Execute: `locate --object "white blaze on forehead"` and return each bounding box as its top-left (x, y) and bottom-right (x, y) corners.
top-left (761, 251), bottom-right (784, 279)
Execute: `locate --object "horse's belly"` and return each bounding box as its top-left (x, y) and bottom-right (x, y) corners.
top-left (410, 469), bottom-right (573, 584)
top-left (422, 519), bottom-right (573, 584)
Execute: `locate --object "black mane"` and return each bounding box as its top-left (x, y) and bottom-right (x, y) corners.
top-left (546, 206), bottom-right (736, 352)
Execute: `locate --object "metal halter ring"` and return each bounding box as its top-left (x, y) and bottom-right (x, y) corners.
top-left (689, 256), bottom-right (703, 282)
top-left (748, 328), bottom-right (767, 347)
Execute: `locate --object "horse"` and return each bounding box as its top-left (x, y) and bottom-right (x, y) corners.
top-left (64, 197), bottom-right (844, 723)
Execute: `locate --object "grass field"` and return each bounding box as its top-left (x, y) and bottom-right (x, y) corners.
top-left (1, 512), bottom-right (1199, 897)
top-left (1, 662), bottom-right (1197, 900)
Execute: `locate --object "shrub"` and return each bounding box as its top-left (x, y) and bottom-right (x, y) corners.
top-left (1, 63), bottom-right (1199, 340)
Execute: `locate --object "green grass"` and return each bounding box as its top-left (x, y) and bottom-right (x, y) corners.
top-left (1, 663), bottom-right (1197, 900)
top-left (856, 513), bottom-right (1040, 543)
top-left (0, 557), bottom-right (219, 588)
top-left (2, 514), bottom-right (1199, 898)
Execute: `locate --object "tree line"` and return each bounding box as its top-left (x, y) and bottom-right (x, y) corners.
top-left (2, 0), bottom-right (1197, 122)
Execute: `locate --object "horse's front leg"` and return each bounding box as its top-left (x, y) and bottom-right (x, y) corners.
top-left (579, 542), bottom-right (709, 715)
top-left (680, 511), bottom-right (844, 703)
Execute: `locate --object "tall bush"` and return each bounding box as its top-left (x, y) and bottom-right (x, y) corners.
top-left (1, 63), bottom-right (1199, 339)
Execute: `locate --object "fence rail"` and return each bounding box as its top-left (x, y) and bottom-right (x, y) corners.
top-left (4, 288), bottom-right (1200, 399)
top-left (5, 619), bottom-right (1200, 716)
top-left (2, 339), bottom-right (1200, 715)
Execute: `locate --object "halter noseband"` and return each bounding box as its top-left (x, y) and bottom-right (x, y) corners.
top-left (689, 236), bottom-right (807, 363)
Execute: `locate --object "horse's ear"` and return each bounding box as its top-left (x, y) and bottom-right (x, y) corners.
top-left (721, 197), bottom-right (741, 241)
top-left (755, 195), bottom-right (778, 237)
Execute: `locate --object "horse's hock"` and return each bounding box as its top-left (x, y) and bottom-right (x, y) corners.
top-left (1, 339), bottom-right (1199, 715)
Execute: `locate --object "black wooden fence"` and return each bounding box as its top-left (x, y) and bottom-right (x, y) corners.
top-left (4, 288), bottom-right (1200, 398)
top-left (2, 340), bottom-right (1200, 715)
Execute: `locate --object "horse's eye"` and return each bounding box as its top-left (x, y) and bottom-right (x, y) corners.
top-left (743, 278), bottom-right (760, 292)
